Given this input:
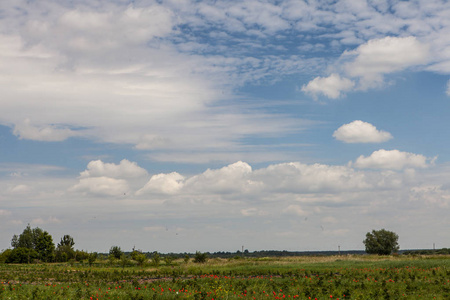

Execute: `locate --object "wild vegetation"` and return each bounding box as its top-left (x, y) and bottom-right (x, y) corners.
top-left (1, 254), bottom-right (450, 299)
top-left (2, 225), bottom-right (450, 299)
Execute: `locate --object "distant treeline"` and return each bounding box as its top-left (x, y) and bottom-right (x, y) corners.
top-left (122, 249), bottom-right (450, 259)
top-left (401, 248), bottom-right (450, 255)
top-left (122, 249), bottom-right (368, 259)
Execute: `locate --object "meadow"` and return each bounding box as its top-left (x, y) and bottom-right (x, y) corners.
top-left (1, 254), bottom-right (450, 299)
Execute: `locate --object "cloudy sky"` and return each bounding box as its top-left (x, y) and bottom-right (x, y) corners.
top-left (1, 0), bottom-right (450, 253)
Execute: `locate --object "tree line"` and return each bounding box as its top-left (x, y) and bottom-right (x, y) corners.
top-left (2, 226), bottom-right (444, 264)
top-left (0, 224), bottom-right (95, 264)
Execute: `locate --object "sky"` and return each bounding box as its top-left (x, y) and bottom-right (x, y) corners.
top-left (1, 0), bottom-right (450, 254)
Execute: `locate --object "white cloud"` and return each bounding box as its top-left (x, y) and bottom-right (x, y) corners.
top-left (333, 120), bottom-right (393, 143)
top-left (136, 172), bottom-right (185, 195)
top-left (8, 184), bottom-right (31, 194)
top-left (303, 36), bottom-right (430, 98)
top-left (80, 159), bottom-right (148, 179)
top-left (185, 161), bottom-right (260, 194)
top-left (301, 73), bottom-right (355, 99)
top-left (352, 149), bottom-right (435, 170)
top-left (70, 176), bottom-right (129, 196)
top-left (410, 185), bottom-right (450, 208)
top-left (253, 162), bottom-right (371, 193)
top-left (344, 36), bottom-right (429, 89)
top-left (13, 119), bottom-right (79, 142)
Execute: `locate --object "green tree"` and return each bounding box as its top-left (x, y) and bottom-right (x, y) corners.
top-left (109, 246), bottom-right (123, 259)
top-left (134, 253), bottom-right (148, 267)
top-left (193, 251), bottom-right (208, 263)
top-left (0, 249), bottom-right (13, 263)
top-left (164, 255), bottom-right (174, 266)
top-left (59, 235), bottom-right (75, 248)
top-left (363, 229), bottom-right (399, 255)
top-left (151, 251), bottom-right (160, 266)
top-left (6, 248), bottom-right (38, 264)
top-left (11, 224), bottom-right (43, 250)
top-left (120, 254), bottom-right (131, 269)
top-left (55, 235), bottom-right (75, 262)
top-left (35, 231), bottom-right (55, 262)
top-left (88, 252), bottom-right (97, 266)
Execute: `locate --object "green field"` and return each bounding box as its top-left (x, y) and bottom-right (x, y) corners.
top-left (1, 255), bottom-right (450, 299)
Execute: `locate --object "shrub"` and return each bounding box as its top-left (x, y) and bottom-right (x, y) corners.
top-left (194, 251), bottom-right (208, 263)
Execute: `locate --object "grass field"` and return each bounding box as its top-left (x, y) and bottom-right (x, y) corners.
top-left (1, 255), bottom-right (450, 299)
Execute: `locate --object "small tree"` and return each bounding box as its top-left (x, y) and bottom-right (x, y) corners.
top-left (363, 229), bottom-right (399, 255)
top-left (56, 235), bottom-right (75, 262)
top-left (151, 251), bottom-right (160, 266)
top-left (120, 254), bottom-right (131, 269)
top-left (134, 253), bottom-right (148, 267)
top-left (88, 252), bottom-right (97, 266)
top-left (164, 255), bottom-right (174, 266)
top-left (193, 251), bottom-right (208, 263)
top-left (109, 246), bottom-right (123, 259)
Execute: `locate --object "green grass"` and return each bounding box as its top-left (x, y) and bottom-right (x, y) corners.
top-left (1, 255), bottom-right (450, 299)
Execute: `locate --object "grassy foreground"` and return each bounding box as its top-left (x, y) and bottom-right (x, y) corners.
top-left (1, 255), bottom-right (450, 299)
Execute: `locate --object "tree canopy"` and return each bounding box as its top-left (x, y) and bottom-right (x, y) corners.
top-left (363, 229), bottom-right (399, 255)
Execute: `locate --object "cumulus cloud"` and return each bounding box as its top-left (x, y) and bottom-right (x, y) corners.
top-left (301, 73), bottom-right (355, 99)
top-left (303, 36), bottom-right (430, 98)
top-left (71, 159), bottom-right (148, 196)
top-left (136, 172), bottom-right (185, 195)
top-left (184, 161), bottom-right (259, 194)
top-left (80, 159), bottom-right (148, 179)
top-left (352, 149), bottom-right (435, 170)
top-left (70, 176), bottom-right (129, 196)
top-left (134, 160), bottom-right (374, 198)
top-left (344, 36), bottom-right (429, 89)
top-left (333, 120), bottom-right (393, 143)
top-left (253, 162), bottom-right (371, 193)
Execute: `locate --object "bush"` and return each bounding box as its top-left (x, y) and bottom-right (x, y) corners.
top-left (134, 253), bottom-right (148, 267)
top-left (194, 251), bottom-right (208, 263)
top-left (109, 246), bottom-right (123, 259)
top-left (151, 251), bottom-right (161, 266)
top-left (6, 247), bottom-right (38, 263)
top-left (0, 249), bottom-right (12, 263)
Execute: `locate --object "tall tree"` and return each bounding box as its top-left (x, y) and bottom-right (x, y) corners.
top-left (36, 231), bottom-right (55, 262)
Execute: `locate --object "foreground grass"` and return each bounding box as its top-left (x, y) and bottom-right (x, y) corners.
top-left (1, 255), bottom-right (450, 299)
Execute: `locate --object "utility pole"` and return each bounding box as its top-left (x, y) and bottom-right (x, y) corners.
top-left (338, 245), bottom-right (341, 256)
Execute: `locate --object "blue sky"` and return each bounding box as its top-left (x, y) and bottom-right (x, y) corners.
top-left (1, 0), bottom-right (450, 253)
